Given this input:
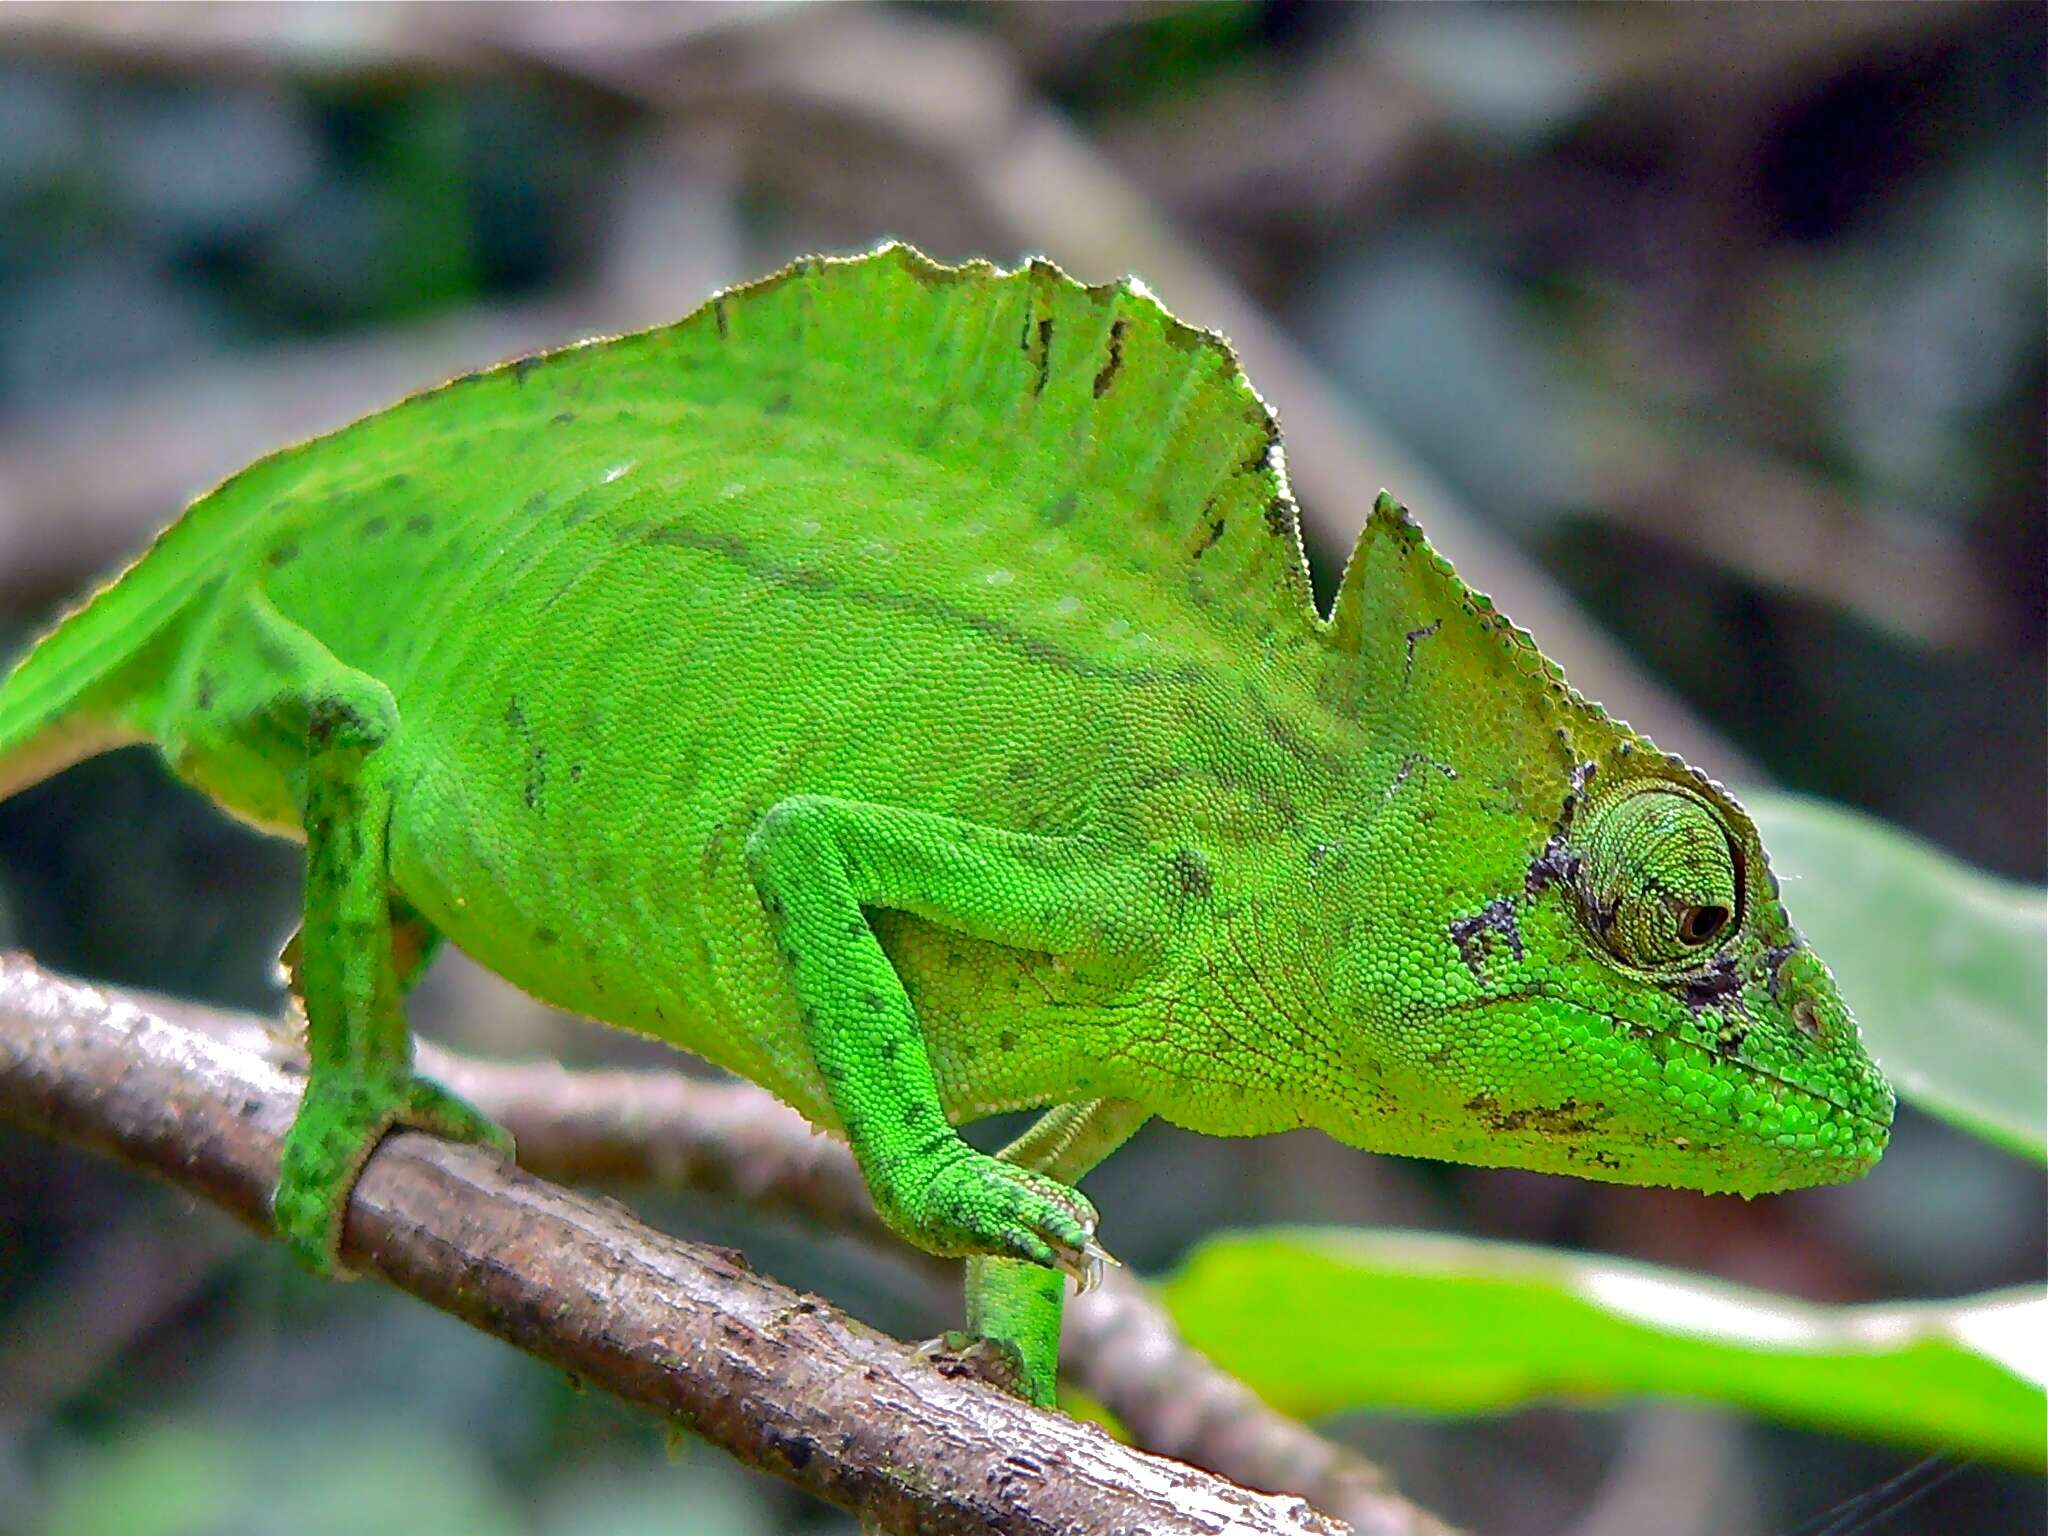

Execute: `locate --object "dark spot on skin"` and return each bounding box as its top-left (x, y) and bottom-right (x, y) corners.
top-left (195, 673), bottom-right (216, 710)
top-left (1681, 953), bottom-right (1744, 1013)
top-left (1193, 513), bottom-right (1227, 559)
top-left (1171, 848), bottom-right (1213, 900)
top-left (714, 298), bottom-right (729, 339)
top-left (549, 410), bottom-right (579, 427)
top-left (1007, 758), bottom-right (1038, 781)
top-left (1092, 317), bottom-right (1126, 397)
top-left (862, 991), bottom-right (887, 1012)
top-left (1525, 835), bottom-right (1580, 898)
top-left (1449, 897), bottom-right (1523, 979)
top-left (998, 1030), bottom-right (1018, 1053)
top-left (524, 491), bottom-right (549, 517)
top-left (902, 1103), bottom-right (926, 1126)
top-left (1040, 490), bottom-right (1078, 526)
top-left (1792, 997), bottom-right (1824, 1041)
top-left (513, 355), bottom-right (540, 385)
top-left (406, 513), bottom-right (433, 536)
top-left (1241, 419), bottom-right (1279, 475)
top-left (362, 516), bottom-right (388, 539)
top-left (1033, 317), bottom-right (1054, 396)
top-left (1402, 619), bottom-right (1441, 677)
top-left (765, 392), bottom-right (793, 415)
top-left (534, 927), bottom-right (558, 946)
top-left (1263, 496), bottom-right (1293, 538)
top-left (451, 370), bottom-right (482, 387)
top-left (567, 762), bottom-right (583, 783)
top-left (880, 1038), bottom-right (900, 1062)
top-left (1464, 1093), bottom-right (1599, 1136)
top-left (1762, 942), bottom-right (1800, 1002)
top-left (525, 746), bottom-right (546, 810)
top-left (504, 697), bottom-right (526, 729)
top-left (307, 699), bottom-right (372, 749)
top-left (267, 541), bottom-right (299, 568)
top-left (1547, 760), bottom-right (1599, 840)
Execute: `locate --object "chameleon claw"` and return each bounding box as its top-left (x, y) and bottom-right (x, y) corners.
top-left (1068, 1235), bottom-right (1119, 1292)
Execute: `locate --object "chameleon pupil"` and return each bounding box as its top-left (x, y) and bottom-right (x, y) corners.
top-left (1679, 904), bottom-right (1729, 945)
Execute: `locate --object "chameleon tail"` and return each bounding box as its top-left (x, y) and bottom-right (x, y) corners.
top-left (0, 539), bottom-right (215, 802)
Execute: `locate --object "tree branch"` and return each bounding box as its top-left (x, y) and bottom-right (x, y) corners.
top-left (114, 977), bottom-right (1462, 1536)
top-left (0, 953), bottom-right (1351, 1536)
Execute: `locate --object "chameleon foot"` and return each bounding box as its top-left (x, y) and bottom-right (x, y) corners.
top-left (895, 1151), bottom-right (1112, 1287)
top-left (273, 1071), bottom-right (513, 1275)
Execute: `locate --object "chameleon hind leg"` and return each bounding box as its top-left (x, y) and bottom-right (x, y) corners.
top-left (965, 1098), bottom-right (1148, 1407)
top-left (745, 793), bottom-right (1150, 1282)
top-left (280, 889), bottom-right (443, 1010)
top-left (165, 590), bottom-right (510, 1274)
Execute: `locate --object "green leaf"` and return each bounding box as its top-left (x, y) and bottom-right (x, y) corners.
top-left (1747, 792), bottom-right (2047, 1161)
top-left (1160, 1229), bottom-right (2048, 1467)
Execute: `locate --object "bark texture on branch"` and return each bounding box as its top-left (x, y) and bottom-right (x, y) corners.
top-left (0, 954), bottom-right (1347, 1536)
top-left (421, 1063), bottom-right (1460, 1536)
top-left (133, 989), bottom-right (1459, 1536)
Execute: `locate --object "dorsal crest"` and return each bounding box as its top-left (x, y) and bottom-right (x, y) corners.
top-left (681, 242), bottom-right (1324, 642)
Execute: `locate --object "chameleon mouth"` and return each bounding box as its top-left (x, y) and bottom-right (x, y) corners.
top-left (1577, 1002), bottom-right (1893, 1142)
top-left (1451, 992), bottom-right (1890, 1141)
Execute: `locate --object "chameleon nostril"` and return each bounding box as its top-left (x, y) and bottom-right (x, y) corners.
top-left (1792, 997), bottom-right (1823, 1041)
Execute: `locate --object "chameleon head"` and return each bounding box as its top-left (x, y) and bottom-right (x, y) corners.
top-left (1317, 746), bottom-right (1893, 1194)
top-left (1527, 754), bottom-right (1892, 1191)
top-left (1307, 497), bottom-right (1893, 1194)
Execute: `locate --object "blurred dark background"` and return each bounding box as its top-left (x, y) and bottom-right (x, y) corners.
top-left (0, 5), bottom-right (2041, 1535)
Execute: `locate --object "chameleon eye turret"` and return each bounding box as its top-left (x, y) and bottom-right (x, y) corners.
top-left (1573, 787), bottom-right (1742, 971)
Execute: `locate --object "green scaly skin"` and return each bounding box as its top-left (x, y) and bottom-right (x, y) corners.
top-left (0, 245), bottom-right (1893, 1408)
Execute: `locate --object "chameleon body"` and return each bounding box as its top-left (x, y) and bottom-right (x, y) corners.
top-left (0, 245), bottom-right (1892, 1407)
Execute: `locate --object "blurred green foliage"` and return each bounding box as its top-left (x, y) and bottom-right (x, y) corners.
top-left (1163, 1229), bottom-right (2046, 1468)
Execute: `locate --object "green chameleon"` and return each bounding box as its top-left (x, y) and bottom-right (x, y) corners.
top-left (0, 244), bottom-right (1892, 1408)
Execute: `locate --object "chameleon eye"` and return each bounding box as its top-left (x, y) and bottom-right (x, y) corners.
top-left (1577, 789), bottom-right (1741, 969)
top-left (1677, 903), bottom-right (1729, 946)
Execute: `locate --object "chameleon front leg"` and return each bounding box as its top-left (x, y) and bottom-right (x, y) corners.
top-left (744, 794), bottom-right (1147, 1280)
top-left (168, 592), bottom-right (510, 1273)
top-left (966, 1098), bottom-right (1149, 1407)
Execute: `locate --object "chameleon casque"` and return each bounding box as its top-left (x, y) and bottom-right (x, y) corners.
top-left (0, 244), bottom-right (1893, 1408)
